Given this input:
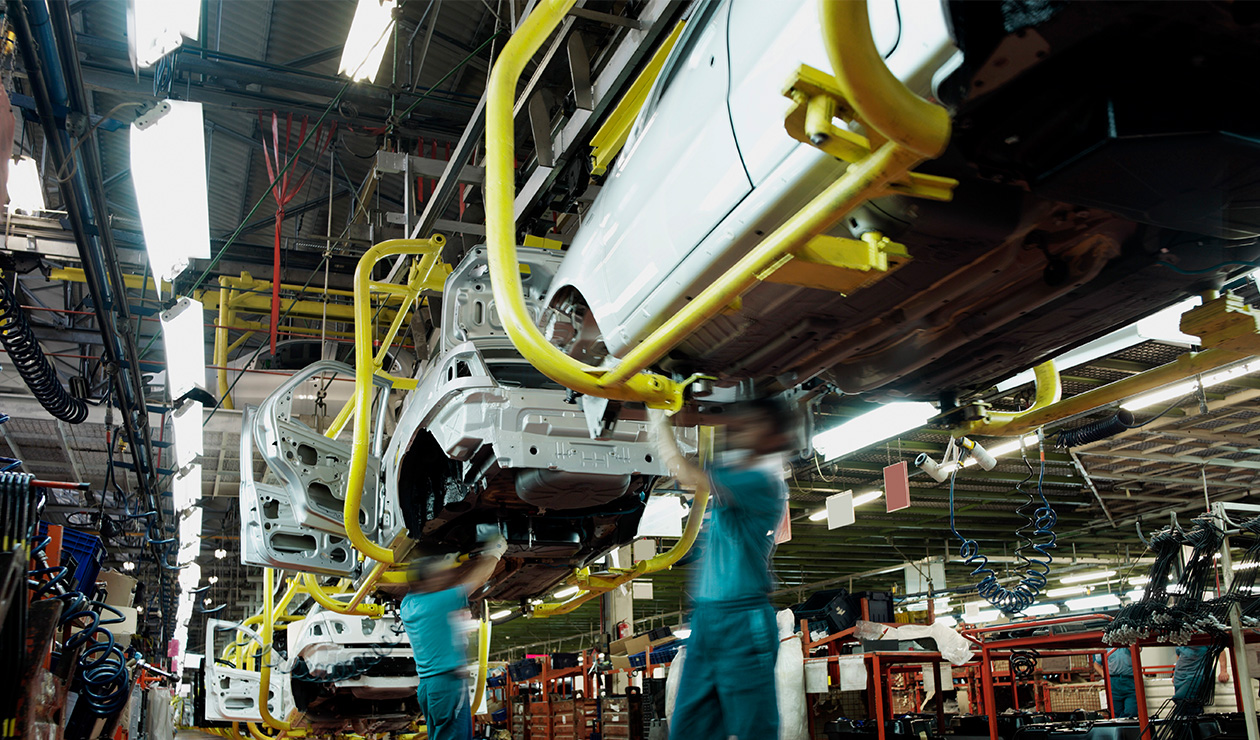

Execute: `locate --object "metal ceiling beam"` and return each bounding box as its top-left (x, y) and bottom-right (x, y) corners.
top-left (1077, 449), bottom-right (1260, 473)
top-left (55, 420), bottom-right (86, 484)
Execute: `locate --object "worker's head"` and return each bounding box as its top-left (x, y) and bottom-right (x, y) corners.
top-left (724, 396), bottom-right (800, 456)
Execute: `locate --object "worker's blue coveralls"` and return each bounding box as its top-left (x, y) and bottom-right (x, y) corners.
top-left (1096, 648), bottom-right (1137, 716)
top-left (401, 586), bottom-right (472, 740)
top-left (1172, 646), bottom-right (1212, 715)
top-left (670, 459), bottom-right (787, 740)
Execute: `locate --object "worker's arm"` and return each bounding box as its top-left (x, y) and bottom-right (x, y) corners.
top-left (648, 409), bottom-right (709, 492)
top-left (460, 537), bottom-right (506, 592)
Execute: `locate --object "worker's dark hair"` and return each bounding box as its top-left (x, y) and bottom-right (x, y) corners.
top-left (729, 395), bottom-right (800, 439)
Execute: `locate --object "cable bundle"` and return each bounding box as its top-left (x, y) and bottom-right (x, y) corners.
top-left (1106, 526), bottom-right (1183, 645)
top-left (0, 272), bottom-right (88, 423)
top-left (1, 472), bottom-right (37, 733)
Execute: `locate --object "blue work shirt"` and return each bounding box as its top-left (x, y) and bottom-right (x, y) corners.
top-left (1103, 648), bottom-right (1134, 677)
top-left (400, 586), bottom-right (470, 679)
top-left (693, 458), bottom-right (787, 604)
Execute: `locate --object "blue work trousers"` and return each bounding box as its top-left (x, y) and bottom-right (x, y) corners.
top-left (670, 599), bottom-right (779, 740)
top-left (418, 672), bottom-right (471, 740)
top-left (1110, 674), bottom-right (1138, 717)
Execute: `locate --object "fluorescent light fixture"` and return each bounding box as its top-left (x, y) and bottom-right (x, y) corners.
top-left (636, 495), bottom-right (686, 538)
top-left (1060, 569), bottom-right (1116, 584)
top-left (1065, 594), bottom-right (1121, 611)
top-left (1128, 576), bottom-right (1151, 586)
top-left (339, 0), bottom-right (397, 82)
top-left (132, 100), bottom-right (210, 287)
top-left (490, 609), bottom-right (513, 620)
top-left (1121, 360), bottom-right (1260, 412)
top-left (1125, 589), bottom-right (1145, 601)
top-left (1046, 586), bottom-right (1087, 598)
top-left (936, 615), bottom-right (957, 627)
top-left (177, 561), bottom-right (201, 591)
top-left (178, 507), bottom-right (202, 561)
top-left (160, 298), bottom-right (207, 399)
top-left (123, 561), bottom-right (137, 572)
top-left (995, 298), bottom-right (1202, 393)
top-left (808, 509), bottom-right (828, 522)
top-left (172, 463), bottom-right (202, 512)
top-left (967, 434), bottom-right (1041, 462)
top-left (1021, 603), bottom-right (1061, 616)
top-left (813, 402), bottom-right (936, 460)
top-left (214, 548), bottom-right (227, 560)
top-left (128, 0), bottom-right (201, 68)
top-left (207, 576), bottom-right (218, 585)
top-left (6, 156), bottom-right (46, 214)
top-left (171, 399), bottom-right (204, 469)
top-left (853, 490), bottom-right (883, 507)
top-left (553, 585), bottom-right (580, 600)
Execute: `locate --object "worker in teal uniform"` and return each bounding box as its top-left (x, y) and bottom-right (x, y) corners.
top-left (1093, 648), bottom-right (1138, 716)
top-left (400, 533), bottom-right (505, 740)
top-left (656, 398), bottom-right (796, 740)
top-left (1172, 646), bottom-right (1213, 715)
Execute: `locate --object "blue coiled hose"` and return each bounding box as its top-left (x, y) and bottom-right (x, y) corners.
top-left (949, 434), bottom-right (1057, 615)
top-left (27, 536), bottom-right (131, 716)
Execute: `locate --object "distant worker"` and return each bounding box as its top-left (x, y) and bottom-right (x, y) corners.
top-left (652, 399), bottom-right (795, 740)
top-left (1093, 647), bottom-right (1137, 717)
top-left (400, 532), bottom-right (506, 740)
top-left (1172, 646), bottom-right (1213, 716)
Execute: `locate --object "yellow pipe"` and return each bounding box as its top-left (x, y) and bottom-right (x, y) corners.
top-left (950, 361), bottom-right (1060, 437)
top-left (257, 568), bottom-right (291, 731)
top-left (484, 0), bottom-right (683, 411)
top-left (344, 238), bottom-right (446, 564)
top-left (216, 282), bottom-right (236, 410)
top-left (818, 0), bottom-right (950, 158)
top-left (324, 397), bottom-right (354, 440)
top-left (299, 573), bottom-right (383, 617)
top-left (533, 426), bottom-right (712, 617)
top-left (959, 349), bottom-right (1250, 436)
top-left (226, 330), bottom-right (255, 353)
top-left (347, 560), bottom-right (391, 608)
top-left (245, 723), bottom-right (273, 740)
top-left (471, 611), bottom-right (491, 719)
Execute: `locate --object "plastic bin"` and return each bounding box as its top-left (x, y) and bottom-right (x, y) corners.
top-left (791, 588), bottom-right (859, 634)
top-left (38, 523), bottom-right (104, 596)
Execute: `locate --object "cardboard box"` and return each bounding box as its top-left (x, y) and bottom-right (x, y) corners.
top-left (97, 570), bottom-right (137, 608)
top-left (610, 634), bottom-right (651, 657)
top-left (611, 655), bottom-right (633, 671)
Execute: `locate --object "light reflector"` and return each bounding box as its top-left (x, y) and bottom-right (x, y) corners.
top-left (6, 156), bottom-right (46, 214)
top-left (129, 0), bottom-right (201, 68)
top-left (160, 297), bottom-right (207, 399)
top-left (132, 100), bottom-right (210, 287)
top-left (339, 0), bottom-right (397, 82)
top-left (173, 463), bottom-right (202, 513)
top-left (171, 399), bottom-right (204, 469)
top-left (1059, 569), bottom-right (1116, 584)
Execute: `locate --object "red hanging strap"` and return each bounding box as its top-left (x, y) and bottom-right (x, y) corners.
top-left (258, 111), bottom-right (338, 354)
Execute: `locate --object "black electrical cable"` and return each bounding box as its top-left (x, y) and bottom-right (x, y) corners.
top-left (0, 272), bottom-right (89, 423)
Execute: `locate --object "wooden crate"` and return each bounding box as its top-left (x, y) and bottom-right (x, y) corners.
top-left (1045, 681), bottom-right (1104, 712)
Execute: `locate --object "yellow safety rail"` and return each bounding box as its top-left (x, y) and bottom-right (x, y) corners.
top-left (257, 568), bottom-right (301, 732)
top-left (299, 573), bottom-right (384, 618)
top-left (484, 0), bottom-right (954, 410)
top-left (533, 424), bottom-right (712, 617)
top-left (947, 361), bottom-right (1061, 437)
top-left (340, 238), bottom-right (449, 565)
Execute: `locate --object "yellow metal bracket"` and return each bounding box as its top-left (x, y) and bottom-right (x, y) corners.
top-left (588, 20), bottom-right (687, 176)
top-left (761, 230), bottom-right (911, 294)
top-left (1180, 291), bottom-right (1260, 355)
top-left (783, 64), bottom-right (957, 203)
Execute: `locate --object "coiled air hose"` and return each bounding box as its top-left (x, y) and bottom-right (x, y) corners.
top-left (28, 534), bottom-right (131, 716)
top-left (0, 271), bottom-right (88, 423)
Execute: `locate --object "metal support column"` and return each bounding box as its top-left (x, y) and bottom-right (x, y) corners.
top-left (1214, 501), bottom-right (1259, 740)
